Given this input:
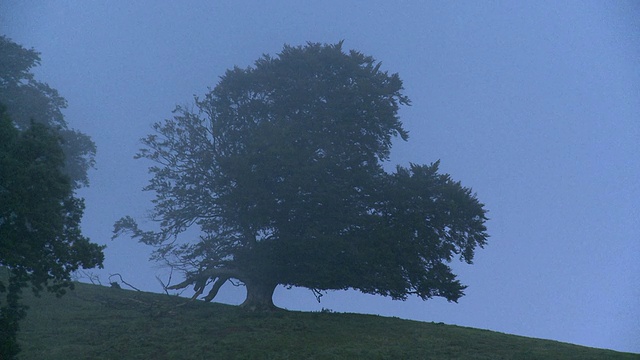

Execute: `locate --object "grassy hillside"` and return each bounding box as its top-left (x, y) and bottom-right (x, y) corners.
top-left (16, 282), bottom-right (638, 360)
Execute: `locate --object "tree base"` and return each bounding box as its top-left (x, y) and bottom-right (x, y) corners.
top-left (239, 300), bottom-right (280, 312)
top-left (240, 280), bottom-right (278, 312)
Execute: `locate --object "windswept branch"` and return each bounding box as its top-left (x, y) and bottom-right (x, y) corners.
top-left (167, 267), bottom-right (245, 302)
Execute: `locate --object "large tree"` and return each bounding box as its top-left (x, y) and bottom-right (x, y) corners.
top-left (115, 42), bottom-right (488, 310)
top-left (0, 35), bottom-right (95, 188)
top-left (0, 107), bottom-right (105, 358)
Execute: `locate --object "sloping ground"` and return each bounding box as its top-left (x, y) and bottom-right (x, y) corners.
top-left (16, 282), bottom-right (639, 360)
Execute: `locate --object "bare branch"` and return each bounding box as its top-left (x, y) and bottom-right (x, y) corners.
top-left (109, 273), bottom-right (142, 292)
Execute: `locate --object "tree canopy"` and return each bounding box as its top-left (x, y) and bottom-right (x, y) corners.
top-left (0, 35), bottom-right (96, 188)
top-left (115, 42), bottom-right (488, 310)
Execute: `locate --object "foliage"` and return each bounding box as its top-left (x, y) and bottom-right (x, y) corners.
top-left (115, 42), bottom-right (488, 308)
top-left (0, 36), bottom-right (101, 358)
top-left (16, 282), bottom-right (640, 359)
top-left (0, 108), bottom-right (104, 358)
top-left (0, 35), bottom-right (95, 188)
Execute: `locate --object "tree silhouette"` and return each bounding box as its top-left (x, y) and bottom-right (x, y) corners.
top-left (115, 42), bottom-right (488, 310)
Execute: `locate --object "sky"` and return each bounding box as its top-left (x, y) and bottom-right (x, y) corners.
top-left (1, 0), bottom-right (639, 353)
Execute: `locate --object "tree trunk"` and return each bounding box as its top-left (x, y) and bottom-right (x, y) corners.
top-left (240, 278), bottom-right (278, 311)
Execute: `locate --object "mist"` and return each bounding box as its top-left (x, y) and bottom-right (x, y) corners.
top-left (1, 1), bottom-right (638, 353)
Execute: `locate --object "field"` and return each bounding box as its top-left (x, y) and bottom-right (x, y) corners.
top-left (16, 282), bottom-right (639, 359)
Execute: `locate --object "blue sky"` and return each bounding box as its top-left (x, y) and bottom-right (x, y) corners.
top-left (1, 1), bottom-right (638, 353)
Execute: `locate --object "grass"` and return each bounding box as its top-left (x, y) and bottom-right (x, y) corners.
top-left (15, 282), bottom-right (640, 359)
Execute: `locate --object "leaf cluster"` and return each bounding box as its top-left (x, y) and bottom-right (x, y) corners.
top-left (0, 107), bottom-right (105, 294)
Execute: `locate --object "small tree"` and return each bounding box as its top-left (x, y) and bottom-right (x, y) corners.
top-left (115, 42), bottom-right (488, 310)
top-left (0, 107), bottom-right (105, 358)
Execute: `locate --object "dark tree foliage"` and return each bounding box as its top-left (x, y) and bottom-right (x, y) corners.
top-left (0, 107), bottom-right (105, 358)
top-left (115, 42), bottom-right (488, 310)
top-left (0, 35), bottom-right (96, 188)
top-left (0, 37), bottom-right (101, 357)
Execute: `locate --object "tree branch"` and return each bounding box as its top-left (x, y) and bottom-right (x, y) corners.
top-left (203, 277), bottom-right (229, 302)
top-left (109, 273), bottom-right (142, 292)
top-left (167, 267), bottom-right (245, 291)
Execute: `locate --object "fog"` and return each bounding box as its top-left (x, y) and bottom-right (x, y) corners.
top-left (1, 1), bottom-right (638, 353)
